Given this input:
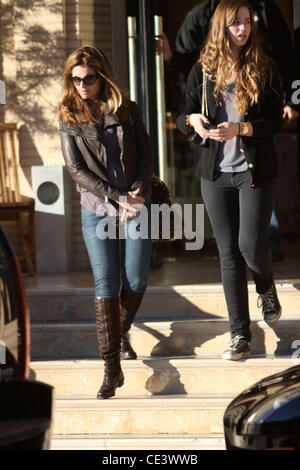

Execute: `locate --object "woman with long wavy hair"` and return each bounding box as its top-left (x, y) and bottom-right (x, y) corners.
top-left (177, 0), bottom-right (283, 360)
top-left (59, 46), bottom-right (152, 398)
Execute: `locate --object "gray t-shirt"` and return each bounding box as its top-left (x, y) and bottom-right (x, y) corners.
top-left (215, 82), bottom-right (248, 173)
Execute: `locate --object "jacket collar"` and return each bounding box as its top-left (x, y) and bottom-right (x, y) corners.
top-left (78, 99), bottom-right (121, 128)
top-left (103, 111), bottom-right (120, 128)
top-left (60, 112), bottom-right (121, 137)
top-left (97, 101), bottom-right (119, 128)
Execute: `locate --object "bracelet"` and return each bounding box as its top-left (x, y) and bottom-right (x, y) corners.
top-left (240, 122), bottom-right (249, 136)
top-left (238, 122), bottom-right (241, 135)
top-left (186, 114), bottom-right (193, 128)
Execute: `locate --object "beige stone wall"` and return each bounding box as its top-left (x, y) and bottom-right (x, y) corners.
top-left (63, 0), bottom-right (80, 57)
top-left (0, 0), bottom-right (65, 267)
top-left (0, 0), bottom-right (114, 271)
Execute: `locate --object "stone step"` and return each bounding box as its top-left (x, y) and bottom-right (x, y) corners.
top-left (50, 433), bottom-right (225, 450)
top-left (31, 357), bottom-right (300, 397)
top-left (31, 317), bottom-right (300, 359)
top-left (52, 394), bottom-right (233, 435)
top-left (26, 281), bottom-right (300, 323)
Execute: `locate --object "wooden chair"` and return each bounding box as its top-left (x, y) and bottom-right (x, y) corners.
top-left (0, 123), bottom-right (35, 274)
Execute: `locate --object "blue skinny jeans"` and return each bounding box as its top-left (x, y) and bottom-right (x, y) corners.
top-left (81, 207), bottom-right (152, 298)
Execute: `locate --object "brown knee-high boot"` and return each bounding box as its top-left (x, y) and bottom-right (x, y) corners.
top-left (94, 297), bottom-right (124, 399)
top-left (119, 288), bottom-right (145, 360)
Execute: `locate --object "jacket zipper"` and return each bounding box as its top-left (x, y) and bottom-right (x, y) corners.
top-left (117, 125), bottom-right (126, 187)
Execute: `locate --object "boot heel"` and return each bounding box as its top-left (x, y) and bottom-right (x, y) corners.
top-left (97, 389), bottom-right (115, 400)
top-left (121, 334), bottom-right (137, 360)
top-left (120, 289), bottom-right (145, 360)
top-left (118, 376), bottom-right (124, 388)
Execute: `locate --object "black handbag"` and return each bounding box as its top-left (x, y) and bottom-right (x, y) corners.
top-left (151, 174), bottom-right (171, 206)
top-left (151, 174), bottom-right (176, 242)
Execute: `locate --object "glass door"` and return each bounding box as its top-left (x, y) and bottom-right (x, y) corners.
top-left (126, 0), bottom-right (214, 240)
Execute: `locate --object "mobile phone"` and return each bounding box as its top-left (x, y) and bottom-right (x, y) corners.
top-left (203, 122), bottom-right (217, 130)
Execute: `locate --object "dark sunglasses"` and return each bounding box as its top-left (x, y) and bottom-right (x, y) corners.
top-left (70, 74), bottom-right (99, 86)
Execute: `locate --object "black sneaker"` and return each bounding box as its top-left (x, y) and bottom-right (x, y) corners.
top-left (257, 282), bottom-right (282, 325)
top-left (222, 335), bottom-right (250, 361)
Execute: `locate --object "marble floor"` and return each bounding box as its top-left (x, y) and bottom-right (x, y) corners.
top-left (24, 235), bottom-right (300, 290)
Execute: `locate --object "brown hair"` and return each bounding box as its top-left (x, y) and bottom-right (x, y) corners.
top-left (59, 45), bottom-right (128, 124)
top-left (200, 0), bottom-right (276, 114)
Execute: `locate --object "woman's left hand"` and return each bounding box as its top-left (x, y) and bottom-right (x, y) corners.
top-left (208, 122), bottom-right (239, 142)
top-left (119, 188), bottom-right (145, 223)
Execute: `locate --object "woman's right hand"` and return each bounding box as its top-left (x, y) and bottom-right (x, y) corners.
top-left (189, 113), bottom-right (211, 139)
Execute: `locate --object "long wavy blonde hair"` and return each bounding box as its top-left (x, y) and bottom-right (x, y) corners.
top-left (200, 0), bottom-right (276, 114)
top-left (59, 45), bottom-right (128, 124)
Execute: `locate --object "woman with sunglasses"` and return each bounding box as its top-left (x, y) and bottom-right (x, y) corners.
top-left (59, 46), bottom-right (152, 398)
top-left (177, 0), bottom-right (283, 360)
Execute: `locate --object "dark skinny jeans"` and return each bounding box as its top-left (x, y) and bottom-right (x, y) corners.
top-left (201, 170), bottom-right (277, 342)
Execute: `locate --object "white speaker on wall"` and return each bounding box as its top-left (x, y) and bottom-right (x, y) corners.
top-left (31, 165), bottom-right (72, 274)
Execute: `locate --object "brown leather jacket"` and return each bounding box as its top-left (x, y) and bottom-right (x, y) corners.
top-left (59, 100), bottom-right (152, 202)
